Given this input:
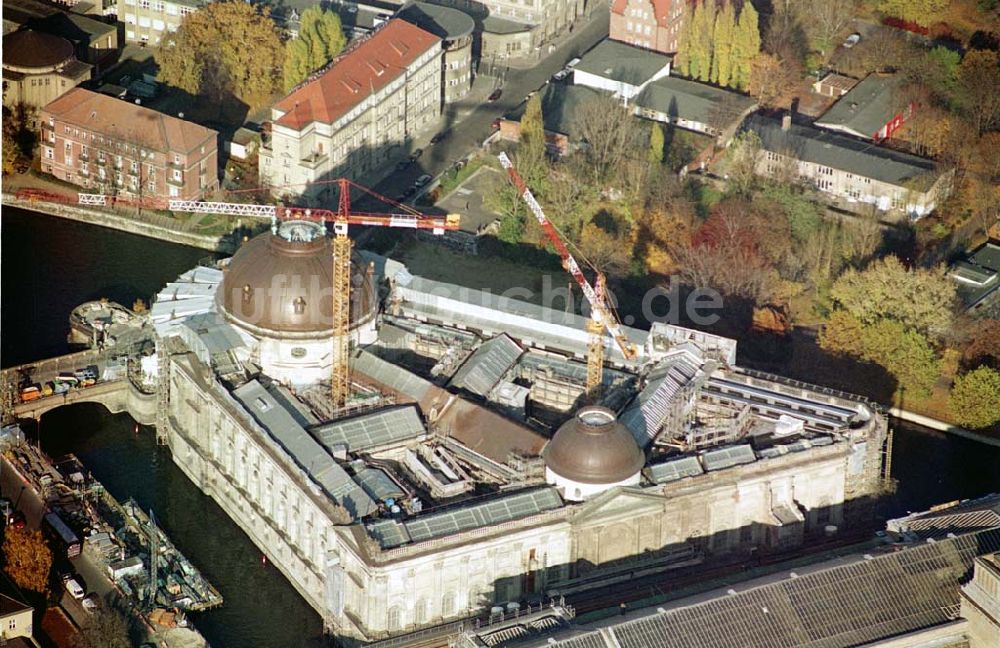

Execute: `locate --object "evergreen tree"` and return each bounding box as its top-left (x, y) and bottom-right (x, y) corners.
top-left (690, 0), bottom-right (716, 83)
top-left (732, 2), bottom-right (761, 91)
top-left (648, 122), bottom-right (665, 165)
top-left (711, 1), bottom-right (737, 87)
top-left (675, 11), bottom-right (693, 76)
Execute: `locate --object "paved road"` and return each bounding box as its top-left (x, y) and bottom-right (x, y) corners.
top-left (358, 8), bottom-right (611, 209)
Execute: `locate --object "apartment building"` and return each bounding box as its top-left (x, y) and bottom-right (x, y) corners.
top-left (118, 0), bottom-right (198, 44)
top-left (259, 19), bottom-right (442, 202)
top-left (610, 0), bottom-right (686, 54)
top-left (746, 114), bottom-right (952, 219)
top-left (39, 88), bottom-right (219, 201)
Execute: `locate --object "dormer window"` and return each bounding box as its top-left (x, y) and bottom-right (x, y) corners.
top-left (242, 284), bottom-right (254, 303)
top-left (293, 297), bottom-right (306, 314)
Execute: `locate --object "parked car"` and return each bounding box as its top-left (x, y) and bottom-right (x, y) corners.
top-left (565, 57), bottom-right (581, 70)
top-left (64, 577), bottom-right (85, 600)
top-left (409, 148), bottom-right (423, 161)
top-left (414, 174), bottom-right (433, 188)
top-left (395, 159), bottom-right (411, 172)
top-left (19, 385), bottom-right (41, 402)
top-left (7, 511), bottom-right (25, 529)
top-left (843, 33), bottom-right (861, 48)
top-left (430, 130), bottom-right (449, 144)
top-left (552, 69), bottom-right (569, 81)
top-left (488, 88), bottom-right (502, 102)
top-left (82, 593), bottom-right (100, 611)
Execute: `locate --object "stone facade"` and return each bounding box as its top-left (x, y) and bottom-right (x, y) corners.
top-left (961, 554), bottom-right (1000, 648)
top-left (162, 347), bottom-right (887, 641)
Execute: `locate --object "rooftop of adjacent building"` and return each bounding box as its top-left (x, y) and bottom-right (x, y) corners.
top-left (744, 113), bottom-right (942, 190)
top-left (610, 0), bottom-right (677, 27)
top-left (272, 18), bottom-right (441, 130)
top-left (42, 88), bottom-right (218, 155)
top-left (574, 38), bottom-right (672, 86)
top-left (3, 28), bottom-right (74, 68)
top-left (633, 74), bottom-right (756, 125)
top-left (462, 494), bottom-right (1000, 648)
top-left (0, 593), bottom-right (32, 618)
top-left (950, 241), bottom-right (1000, 309)
top-left (396, 1), bottom-right (474, 40)
top-left (815, 72), bottom-right (906, 138)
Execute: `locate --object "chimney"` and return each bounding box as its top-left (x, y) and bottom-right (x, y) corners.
top-left (781, 112), bottom-right (791, 131)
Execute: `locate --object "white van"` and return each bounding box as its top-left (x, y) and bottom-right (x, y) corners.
top-left (64, 578), bottom-right (85, 600)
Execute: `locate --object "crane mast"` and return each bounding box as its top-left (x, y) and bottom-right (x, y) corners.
top-left (164, 180), bottom-right (459, 409)
top-left (496, 153), bottom-right (638, 398)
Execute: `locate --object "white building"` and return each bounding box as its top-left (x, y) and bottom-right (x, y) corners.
top-left (151, 238), bottom-right (891, 642)
top-left (259, 19), bottom-right (442, 203)
top-left (746, 114), bottom-right (953, 219)
top-left (572, 38), bottom-right (671, 101)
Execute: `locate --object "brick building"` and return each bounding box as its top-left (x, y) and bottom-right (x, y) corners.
top-left (39, 88), bottom-right (219, 201)
top-left (259, 19), bottom-right (442, 202)
top-left (609, 0), bottom-right (686, 54)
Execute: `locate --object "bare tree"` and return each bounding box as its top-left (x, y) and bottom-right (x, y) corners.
top-left (576, 94), bottom-right (642, 184)
top-left (804, 0), bottom-right (859, 55)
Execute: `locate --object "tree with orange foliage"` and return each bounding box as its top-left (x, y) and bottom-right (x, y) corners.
top-left (748, 53), bottom-right (800, 109)
top-left (3, 526), bottom-right (52, 593)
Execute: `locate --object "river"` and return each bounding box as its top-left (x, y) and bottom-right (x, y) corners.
top-left (3, 206), bottom-right (1000, 646)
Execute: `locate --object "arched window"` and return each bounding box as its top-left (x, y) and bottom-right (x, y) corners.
top-left (441, 591), bottom-right (455, 617)
top-left (387, 606), bottom-right (401, 632)
top-left (414, 597), bottom-right (427, 625)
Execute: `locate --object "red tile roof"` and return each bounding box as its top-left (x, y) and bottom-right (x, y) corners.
top-left (611, 0), bottom-right (676, 27)
top-left (42, 88), bottom-right (217, 154)
top-left (273, 19), bottom-right (441, 130)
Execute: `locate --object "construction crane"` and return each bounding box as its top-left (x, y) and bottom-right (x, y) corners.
top-left (497, 153), bottom-right (638, 399)
top-left (163, 178), bottom-right (460, 408)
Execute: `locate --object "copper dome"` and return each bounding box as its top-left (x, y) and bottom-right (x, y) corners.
top-left (543, 406), bottom-right (645, 485)
top-left (217, 221), bottom-right (376, 335)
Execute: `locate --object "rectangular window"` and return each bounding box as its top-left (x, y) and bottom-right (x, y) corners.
top-left (166, 2), bottom-right (177, 14)
top-left (169, 185), bottom-right (180, 197)
top-left (139, 16), bottom-right (151, 27)
top-left (172, 169), bottom-right (182, 181)
top-left (153, 19), bottom-right (164, 30)
top-left (44, 147), bottom-right (54, 160)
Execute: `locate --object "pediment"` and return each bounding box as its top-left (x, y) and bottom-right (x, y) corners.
top-left (570, 486), bottom-right (665, 526)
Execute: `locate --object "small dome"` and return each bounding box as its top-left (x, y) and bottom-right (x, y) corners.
top-left (217, 221), bottom-right (376, 335)
top-left (3, 30), bottom-right (74, 69)
top-left (543, 406), bottom-right (645, 485)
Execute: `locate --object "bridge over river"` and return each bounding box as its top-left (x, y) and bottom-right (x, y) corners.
top-left (2, 345), bottom-right (157, 425)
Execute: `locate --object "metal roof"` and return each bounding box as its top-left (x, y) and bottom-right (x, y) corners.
top-left (394, 275), bottom-right (648, 365)
top-left (355, 468), bottom-right (406, 503)
top-left (397, 2), bottom-right (475, 39)
top-left (575, 39), bottom-right (671, 86)
top-left (700, 444), bottom-right (756, 471)
top-left (232, 380), bottom-right (376, 519)
top-left (352, 350), bottom-right (434, 403)
top-left (621, 354), bottom-right (701, 446)
top-left (449, 334), bottom-right (522, 397)
top-left (540, 527), bottom-right (1000, 648)
top-left (745, 115), bottom-right (941, 190)
top-left (815, 73), bottom-right (904, 139)
top-left (646, 456), bottom-right (704, 484)
top-left (309, 405), bottom-right (426, 452)
top-left (368, 487), bottom-right (563, 548)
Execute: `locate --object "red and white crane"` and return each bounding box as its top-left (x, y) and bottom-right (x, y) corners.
top-left (159, 178), bottom-right (459, 408)
top-left (497, 153), bottom-right (638, 397)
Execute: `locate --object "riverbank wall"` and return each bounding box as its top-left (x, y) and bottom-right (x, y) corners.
top-left (890, 408), bottom-right (1000, 448)
top-left (2, 193), bottom-right (237, 254)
